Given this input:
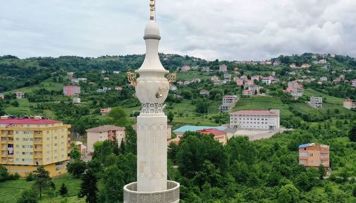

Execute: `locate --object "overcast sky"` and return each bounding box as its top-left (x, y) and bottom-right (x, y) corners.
top-left (0, 0), bottom-right (355, 60)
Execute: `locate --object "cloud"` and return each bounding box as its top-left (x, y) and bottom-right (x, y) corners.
top-left (0, 0), bottom-right (355, 60)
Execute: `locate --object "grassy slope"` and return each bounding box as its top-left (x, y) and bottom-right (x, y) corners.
top-left (233, 96), bottom-right (294, 118)
top-left (0, 175), bottom-right (82, 203)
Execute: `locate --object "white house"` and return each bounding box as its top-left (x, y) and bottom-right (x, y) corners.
top-left (72, 97), bottom-right (81, 104)
top-left (308, 97), bottom-right (323, 108)
top-left (219, 64), bottom-right (228, 73)
top-left (15, 92), bottom-right (25, 99)
top-left (230, 109), bottom-right (280, 130)
top-left (220, 95), bottom-right (238, 112)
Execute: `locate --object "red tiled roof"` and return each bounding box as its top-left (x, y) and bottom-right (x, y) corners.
top-left (231, 110), bottom-right (279, 116)
top-left (0, 118), bottom-right (60, 125)
top-left (197, 128), bottom-right (226, 136)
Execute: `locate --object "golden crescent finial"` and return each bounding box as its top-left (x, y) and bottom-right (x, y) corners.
top-left (149, 0), bottom-right (156, 21)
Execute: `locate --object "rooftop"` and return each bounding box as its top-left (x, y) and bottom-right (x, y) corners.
top-left (299, 143), bottom-right (329, 148)
top-left (86, 125), bottom-right (125, 133)
top-left (173, 125), bottom-right (226, 133)
top-left (231, 110), bottom-right (280, 116)
top-left (0, 118), bottom-right (60, 125)
top-left (197, 128), bottom-right (226, 136)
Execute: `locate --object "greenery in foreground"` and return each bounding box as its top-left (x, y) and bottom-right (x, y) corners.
top-left (57, 120), bottom-right (356, 203)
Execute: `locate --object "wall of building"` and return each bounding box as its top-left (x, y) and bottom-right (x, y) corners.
top-left (230, 115), bottom-right (280, 130)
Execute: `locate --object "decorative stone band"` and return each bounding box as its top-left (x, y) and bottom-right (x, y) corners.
top-left (144, 34), bottom-right (161, 40)
top-left (141, 103), bottom-right (165, 114)
top-left (124, 181), bottom-right (180, 203)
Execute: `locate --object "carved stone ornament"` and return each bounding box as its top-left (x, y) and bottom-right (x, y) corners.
top-left (166, 73), bottom-right (176, 84)
top-left (141, 103), bottom-right (165, 114)
top-left (127, 72), bottom-right (138, 86)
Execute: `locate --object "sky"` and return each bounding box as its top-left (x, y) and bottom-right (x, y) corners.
top-left (0, 0), bottom-right (355, 60)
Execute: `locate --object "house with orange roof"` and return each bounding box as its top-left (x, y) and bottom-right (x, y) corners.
top-left (197, 128), bottom-right (228, 144)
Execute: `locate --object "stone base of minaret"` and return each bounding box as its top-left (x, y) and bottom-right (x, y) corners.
top-left (123, 181), bottom-right (180, 203)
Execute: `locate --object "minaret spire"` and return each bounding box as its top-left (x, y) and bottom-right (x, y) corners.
top-left (149, 0), bottom-right (156, 21)
top-left (124, 1), bottom-right (180, 202)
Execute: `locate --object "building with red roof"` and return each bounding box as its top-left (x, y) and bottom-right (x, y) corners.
top-left (197, 128), bottom-right (228, 144)
top-left (0, 117), bottom-right (70, 177)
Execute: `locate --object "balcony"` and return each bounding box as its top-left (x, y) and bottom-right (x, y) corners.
top-left (34, 153), bottom-right (42, 158)
top-left (124, 181), bottom-right (180, 203)
top-left (34, 147), bottom-right (42, 151)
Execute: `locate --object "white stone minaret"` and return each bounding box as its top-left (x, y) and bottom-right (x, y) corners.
top-left (124, 1), bottom-right (180, 202)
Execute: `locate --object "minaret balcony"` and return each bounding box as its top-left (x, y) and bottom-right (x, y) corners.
top-left (124, 180), bottom-right (180, 203)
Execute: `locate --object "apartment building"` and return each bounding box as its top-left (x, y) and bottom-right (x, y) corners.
top-left (63, 85), bottom-right (81, 96)
top-left (0, 117), bottom-right (70, 177)
top-left (299, 143), bottom-right (330, 168)
top-left (308, 97), bottom-right (323, 108)
top-left (86, 125), bottom-right (125, 154)
top-left (285, 81), bottom-right (304, 99)
top-left (219, 64), bottom-right (228, 73)
top-left (220, 95), bottom-right (238, 112)
top-left (230, 109), bottom-right (280, 130)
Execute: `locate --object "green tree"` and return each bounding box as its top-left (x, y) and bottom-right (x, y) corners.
top-left (17, 189), bottom-right (38, 203)
top-left (168, 111), bottom-right (174, 123)
top-left (108, 107), bottom-right (130, 126)
top-left (318, 165), bottom-right (326, 180)
top-left (176, 132), bottom-right (227, 179)
top-left (67, 160), bottom-right (87, 178)
top-left (100, 165), bottom-right (125, 202)
top-left (79, 169), bottom-right (98, 203)
top-left (349, 126), bottom-right (356, 142)
top-left (196, 101), bottom-right (208, 114)
top-left (0, 165), bottom-right (9, 182)
top-left (33, 166), bottom-right (53, 199)
top-left (69, 144), bottom-right (81, 160)
top-left (277, 184), bottom-right (300, 203)
top-left (59, 183), bottom-right (68, 196)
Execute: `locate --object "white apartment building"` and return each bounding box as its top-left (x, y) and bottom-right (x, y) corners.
top-left (220, 95), bottom-right (238, 112)
top-left (230, 109), bottom-right (280, 130)
top-left (308, 97), bottom-right (323, 108)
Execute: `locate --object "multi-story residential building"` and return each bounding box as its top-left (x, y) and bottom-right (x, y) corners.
top-left (351, 79), bottom-right (356, 88)
top-left (223, 73), bottom-right (232, 82)
top-left (299, 143), bottom-right (329, 168)
top-left (15, 92), bottom-right (25, 99)
top-left (261, 76), bottom-right (275, 85)
top-left (63, 85), bottom-right (80, 96)
top-left (86, 125), bottom-right (125, 154)
top-left (308, 97), bottom-right (323, 108)
top-left (236, 78), bottom-right (244, 87)
top-left (220, 95), bottom-right (238, 112)
top-left (219, 64), bottom-right (228, 73)
top-left (0, 117), bottom-right (70, 177)
top-left (230, 109), bottom-right (280, 130)
top-left (180, 65), bottom-right (191, 72)
top-left (285, 81), bottom-right (304, 99)
top-left (343, 99), bottom-right (356, 110)
top-left (211, 76), bottom-right (222, 85)
top-left (67, 72), bottom-right (74, 80)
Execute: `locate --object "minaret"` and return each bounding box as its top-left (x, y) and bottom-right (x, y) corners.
top-left (124, 1), bottom-right (180, 202)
